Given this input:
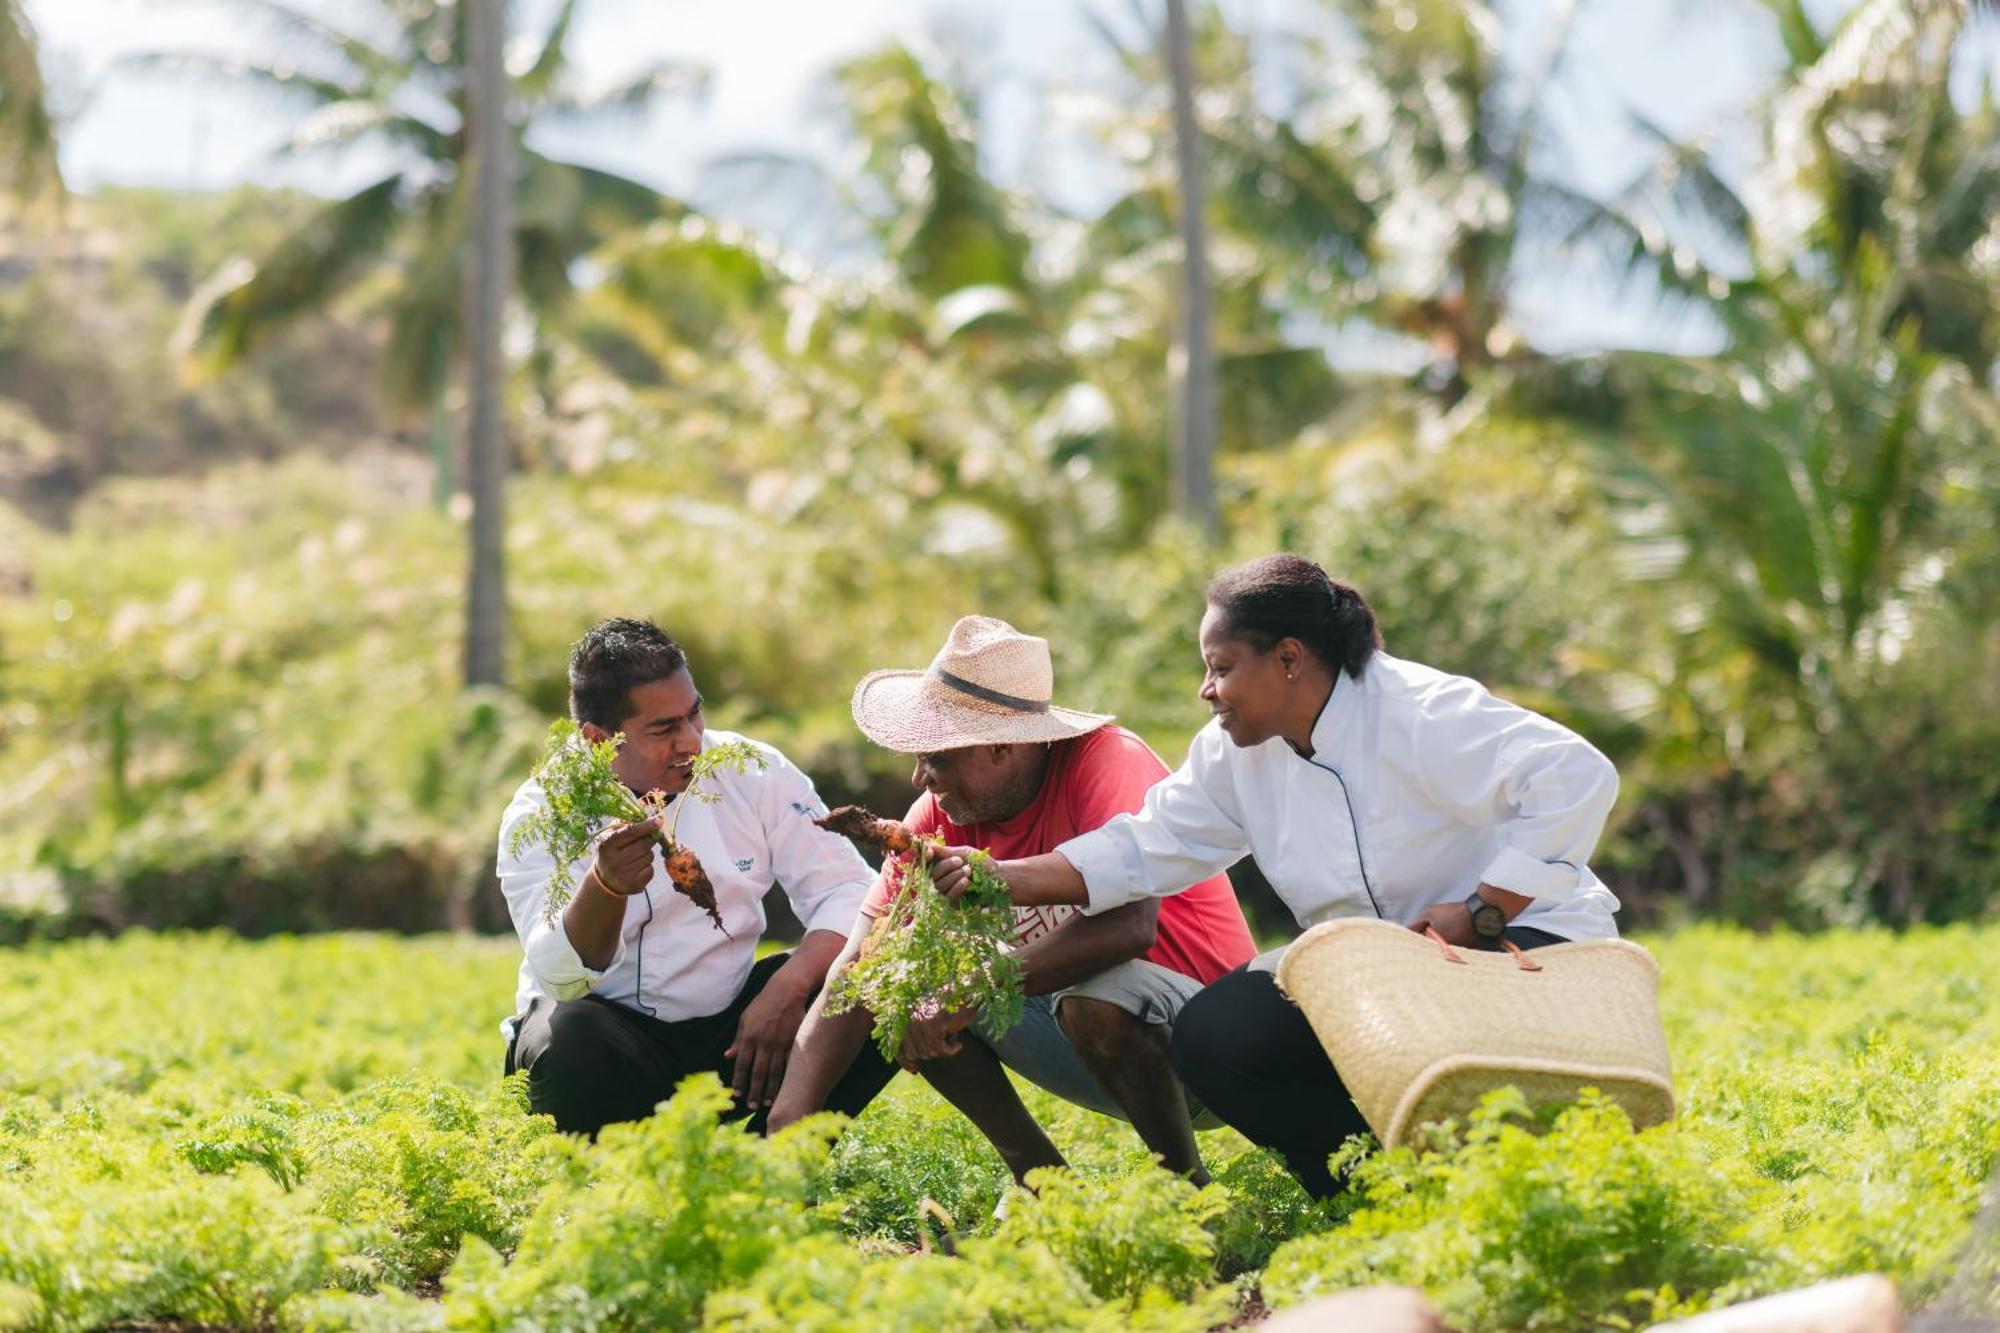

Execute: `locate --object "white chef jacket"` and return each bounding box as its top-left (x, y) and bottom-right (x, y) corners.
top-left (1057, 652), bottom-right (1622, 945)
top-left (496, 730), bottom-right (872, 1036)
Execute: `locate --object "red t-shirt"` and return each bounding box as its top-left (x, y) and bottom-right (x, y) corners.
top-left (859, 726), bottom-right (1255, 985)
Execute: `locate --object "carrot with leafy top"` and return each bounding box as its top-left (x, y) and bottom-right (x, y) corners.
top-left (509, 719), bottom-right (764, 932)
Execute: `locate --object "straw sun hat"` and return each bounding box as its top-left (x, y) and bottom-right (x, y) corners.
top-left (851, 616), bottom-right (1114, 754)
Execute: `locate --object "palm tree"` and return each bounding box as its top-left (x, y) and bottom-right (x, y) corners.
top-left (831, 42), bottom-right (1331, 546)
top-left (146, 0), bottom-right (699, 685)
top-left (1534, 0), bottom-right (2000, 729)
top-left (575, 40), bottom-right (1335, 599)
top-left (1164, 0), bottom-right (1219, 536)
top-left (153, 0), bottom-right (701, 423)
top-left (0, 0), bottom-right (63, 211)
top-left (1104, 0), bottom-right (1603, 406)
top-left (463, 0), bottom-right (510, 688)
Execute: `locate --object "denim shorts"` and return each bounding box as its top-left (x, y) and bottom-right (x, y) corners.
top-left (982, 958), bottom-right (1220, 1129)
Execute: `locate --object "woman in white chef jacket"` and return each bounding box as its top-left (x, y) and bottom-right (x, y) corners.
top-left (934, 554), bottom-right (1623, 1197)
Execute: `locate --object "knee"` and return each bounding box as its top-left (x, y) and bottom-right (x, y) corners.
top-left (1056, 996), bottom-right (1152, 1064)
top-left (519, 1000), bottom-right (622, 1090)
top-left (1168, 993), bottom-right (1233, 1094)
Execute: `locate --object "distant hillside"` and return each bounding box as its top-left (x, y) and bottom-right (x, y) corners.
top-left (0, 187), bottom-right (398, 526)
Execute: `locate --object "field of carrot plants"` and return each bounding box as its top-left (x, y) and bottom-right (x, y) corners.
top-left (1, 924), bottom-right (1996, 1331)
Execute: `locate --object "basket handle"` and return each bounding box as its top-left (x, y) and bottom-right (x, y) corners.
top-left (1423, 926), bottom-right (1544, 971)
top-left (1423, 925), bottom-right (1468, 964)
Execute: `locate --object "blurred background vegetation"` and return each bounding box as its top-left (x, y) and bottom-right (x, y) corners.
top-left (0, 0), bottom-right (1995, 943)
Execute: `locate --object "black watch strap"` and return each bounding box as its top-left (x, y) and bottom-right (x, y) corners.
top-left (1464, 889), bottom-right (1506, 940)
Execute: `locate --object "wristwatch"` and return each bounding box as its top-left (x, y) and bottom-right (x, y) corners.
top-left (1463, 889), bottom-right (1506, 945)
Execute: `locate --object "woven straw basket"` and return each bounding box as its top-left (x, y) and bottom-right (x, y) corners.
top-left (1275, 919), bottom-right (1674, 1148)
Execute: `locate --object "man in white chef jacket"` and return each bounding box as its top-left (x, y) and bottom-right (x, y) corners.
top-left (496, 617), bottom-right (894, 1136)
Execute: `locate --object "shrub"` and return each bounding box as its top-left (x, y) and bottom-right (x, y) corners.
top-left (995, 1165), bottom-right (1231, 1312)
top-left (1, 928), bottom-right (1996, 1330)
top-left (435, 1076), bottom-right (843, 1331)
top-left (176, 1091), bottom-right (309, 1190)
top-left (1205, 1144), bottom-right (1353, 1278)
top-left (296, 1078), bottom-right (564, 1288)
top-left (0, 1162), bottom-right (347, 1332)
top-left (704, 1231), bottom-right (1224, 1332)
top-left (1262, 1090), bottom-right (1763, 1331)
top-left (821, 1081), bottom-right (1011, 1244)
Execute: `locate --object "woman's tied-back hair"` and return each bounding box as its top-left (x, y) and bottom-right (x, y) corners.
top-left (1205, 554), bottom-right (1383, 680)
top-left (568, 618), bottom-right (689, 730)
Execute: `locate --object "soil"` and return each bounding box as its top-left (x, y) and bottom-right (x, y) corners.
top-left (815, 805), bottom-right (914, 856)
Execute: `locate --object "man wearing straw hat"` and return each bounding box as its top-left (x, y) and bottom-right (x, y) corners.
top-left (768, 617), bottom-right (1256, 1185)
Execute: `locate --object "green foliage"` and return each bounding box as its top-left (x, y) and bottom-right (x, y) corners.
top-left (1204, 1145), bottom-right (1352, 1278)
top-left (435, 1075), bottom-right (841, 1331)
top-left (152, 0), bottom-right (698, 411)
top-left (0, 928), bottom-right (1996, 1328)
top-left (0, 456), bottom-right (943, 939)
top-left (3, 0), bottom-right (1995, 936)
top-left (1264, 1091), bottom-right (1761, 1330)
top-left (703, 1231), bottom-right (1222, 1332)
top-left (819, 1077), bottom-right (1011, 1245)
top-left (176, 1091), bottom-right (309, 1190)
top-left (285, 1285), bottom-right (447, 1332)
top-left (289, 1078), bottom-right (564, 1289)
top-left (172, 1077), bottom-right (562, 1292)
top-left (825, 846), bottom-right (1024, 1062)
top-left (0, 187), bottom-right (382, 538)
top-left (703, 1234), bottom-right (1062, 1333)
top-left (996, 1166), bottom-right (1232, 1313)
top-left (0, 1171), bottom-right (347, 1332)
top-left (1, 2), bottom-right (1998, 1319)
top-left (507, 720), bottom-right (767, 916)
top-left (507, 721), bottom-right (655, 896)
top-left (0, 0), bottom-right (63, 210)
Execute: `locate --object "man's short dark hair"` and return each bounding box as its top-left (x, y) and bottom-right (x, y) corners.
top-left (568, 618), bottom-right (689, 730)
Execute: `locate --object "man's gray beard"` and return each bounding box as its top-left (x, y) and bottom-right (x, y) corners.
top-left (950, 756), bottom-right (1047, 826)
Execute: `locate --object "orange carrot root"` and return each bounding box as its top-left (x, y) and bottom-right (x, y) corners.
top-left (664, 843), bottom-right (729, 934)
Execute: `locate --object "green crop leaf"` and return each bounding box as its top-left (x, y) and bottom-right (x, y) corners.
top-left (825, 842), bottom-right (1024, 1062)
top-left (506, 720), bottom-right (767, 927)
top-left (506, 720), bottom-right (651, 905)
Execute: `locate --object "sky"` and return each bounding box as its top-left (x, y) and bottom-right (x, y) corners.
top-left (35, 0), bottom-right (1094, 199)
top-left (23, 0), bottom-right (1999, 356)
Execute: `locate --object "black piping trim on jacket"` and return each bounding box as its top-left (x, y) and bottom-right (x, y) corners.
top-left (632, 888), bottom-right (661, 1016)
top-left (632, 821), bottom-right (660, 1016)
top-left (1293, 676), bottom-right (1385, 921)
top-left (1302, 756), bottom-right (1385, 921)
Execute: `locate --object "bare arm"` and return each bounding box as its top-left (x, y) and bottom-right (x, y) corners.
top-left (759, 926), bottom-right (848, 1007)
top-left (766, 916), bottom-right (877, 1131)
top-left (562, 816), bottom-right (663, 970)
top-left (933, 849), bottom-right (1087, 907)
top-left (727, 926), bottom-right (849, 1110)
top-left (1407, 883), bottom-right (1537, 947)
top-left (1015, 900), bottom-right (1159, 995)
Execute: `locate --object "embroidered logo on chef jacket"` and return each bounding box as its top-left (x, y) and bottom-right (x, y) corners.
top-left (734, 857), bottom-right (755, 873)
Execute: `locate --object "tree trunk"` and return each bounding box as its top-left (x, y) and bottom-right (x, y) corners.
top-left (429, 388), bottom-right (453, 509)
top-left (463, 0), bottom-right (512, 687)
top-left (1164, 0), bottom-right (1220, 539)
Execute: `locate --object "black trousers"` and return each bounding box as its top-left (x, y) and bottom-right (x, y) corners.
top-left (506, 951), bottom-right (897, 1138)
top-left (1170, 926), bottom-right (1567, 1199)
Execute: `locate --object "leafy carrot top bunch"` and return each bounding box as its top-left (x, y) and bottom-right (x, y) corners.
top-left (820, 822), bottom-right (1024, 1062)
top-left (507, 720), bottom-right (765, 931)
